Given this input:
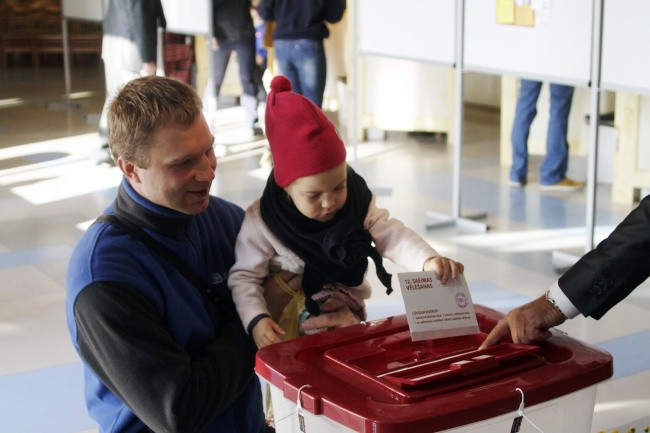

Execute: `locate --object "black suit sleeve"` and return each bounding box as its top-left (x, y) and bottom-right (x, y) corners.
top-left (74, 282), bottom-right (257, 433)
top-left (559, 194), bottom-right (650, 319)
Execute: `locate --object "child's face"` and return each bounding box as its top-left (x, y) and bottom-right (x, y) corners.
top-left (285, 162), bottom-right (348, 222)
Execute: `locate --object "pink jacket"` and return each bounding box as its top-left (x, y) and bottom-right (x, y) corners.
top-left (228, 195), bottom-right (439, 331)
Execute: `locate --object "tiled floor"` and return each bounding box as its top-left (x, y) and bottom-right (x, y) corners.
top-left (1, 64), bottom-right (648, 433)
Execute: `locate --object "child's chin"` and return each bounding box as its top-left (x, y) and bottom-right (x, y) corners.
top-left (317, 214), bottom-right (335, 222)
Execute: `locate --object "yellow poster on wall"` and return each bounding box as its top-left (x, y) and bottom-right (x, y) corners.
top-left (497, 0), bottom-right (535, 27)
top-left (496, 0), bottom-right (515, 24)
top-left (515, 5), bottom-right (535, 26)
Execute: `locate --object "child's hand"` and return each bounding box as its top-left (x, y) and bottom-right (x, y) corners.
top-left (423, 256), bottom-right (464, 284)
top-left (251, 317), bottom-right (286, 348)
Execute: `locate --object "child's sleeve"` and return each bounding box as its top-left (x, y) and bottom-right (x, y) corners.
top-left (228, 207), bottom-right (277, 332)
top-left (364, 195), bottom-right (439, 270)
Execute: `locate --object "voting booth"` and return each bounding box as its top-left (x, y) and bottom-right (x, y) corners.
top-left (601, 0), bottom-right (650, 203)
top-left (256, 305), bottom-right (612, 433)
top-left (356, 0), bottom-right (457, 137)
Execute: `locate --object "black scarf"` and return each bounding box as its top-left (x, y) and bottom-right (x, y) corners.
top-left (260, 166), bottom-right (393, 316)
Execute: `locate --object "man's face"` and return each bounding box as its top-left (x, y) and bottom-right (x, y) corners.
top-left (122, 116), bottom-right (217, 215)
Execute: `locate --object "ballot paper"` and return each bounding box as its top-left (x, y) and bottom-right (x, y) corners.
top-left (398, 272), bottom-right (479, 341)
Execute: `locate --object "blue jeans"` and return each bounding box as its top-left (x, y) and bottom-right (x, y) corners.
top-left (212, 36), bottom-right (258, 98)
top-left (273, 39), bottom-right (327, 108)
top-left (212, 35), bottom-right (259, 126)
top-left (510, 80), bottom-right (575, 185)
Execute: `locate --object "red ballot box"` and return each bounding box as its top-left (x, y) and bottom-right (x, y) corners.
top-left (255, 304), bottom-right (612, 433)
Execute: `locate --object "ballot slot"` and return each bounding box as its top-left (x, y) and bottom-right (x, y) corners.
top-left (324, 331), bottom-right (544, 399)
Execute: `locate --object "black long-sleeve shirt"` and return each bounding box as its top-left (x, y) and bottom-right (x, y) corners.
top-left (103, 0), bottom-right (166, 62)
top-left (258, 0), bottom-right (345, 40)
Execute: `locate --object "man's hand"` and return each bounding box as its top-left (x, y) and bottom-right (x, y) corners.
top-left (479, 295), bottom-right (567, 349)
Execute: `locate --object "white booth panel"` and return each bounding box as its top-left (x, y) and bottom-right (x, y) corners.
top-left (601, 0), bottom-right (650, 95)
top-left (358, 0), bottom-right (455, 66)
top-left (62, 0), bottom-right (106, 21)
top-left (464, 0), bottom-right (593, 86)
top-left (160, 0), bottom-right (211, 35)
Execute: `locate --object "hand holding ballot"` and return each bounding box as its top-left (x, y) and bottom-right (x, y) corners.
top-left (422, 256), bottom-right (464, 284)
top-left (400, 272), bottom-right (479, 341)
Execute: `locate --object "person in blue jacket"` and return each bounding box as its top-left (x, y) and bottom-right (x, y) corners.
top-left (66, 76), bottom-right (276, 433)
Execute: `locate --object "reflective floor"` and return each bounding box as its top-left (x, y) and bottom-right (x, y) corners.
top-left (1, 64), bottom-right (649, 433)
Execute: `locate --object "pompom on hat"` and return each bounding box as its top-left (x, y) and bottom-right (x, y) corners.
top-left (265, 75), bottom-right (346, 188)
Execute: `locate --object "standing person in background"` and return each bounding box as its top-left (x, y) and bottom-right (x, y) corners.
top-left (258, 0), bottom-right (345, 108)
top-left (211, 0), bottom-right (263, 137)
top-left (251, 3), bottom-right (268, 103)
top-left (96, 0), bottom-right (165, 166)
top-left (480, 194), bottom-right (650, 348)
top-left (509, 79), bottom-right (586, 191)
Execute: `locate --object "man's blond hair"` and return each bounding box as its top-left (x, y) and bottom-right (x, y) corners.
top-left (107, 76), bottom-right (203, 167)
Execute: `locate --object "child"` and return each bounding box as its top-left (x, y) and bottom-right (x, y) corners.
top-left (229, 75), bottom-right (464, 348)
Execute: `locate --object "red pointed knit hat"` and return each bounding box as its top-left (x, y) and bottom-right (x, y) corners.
top-left (265, 75), bottom-right (346, 188)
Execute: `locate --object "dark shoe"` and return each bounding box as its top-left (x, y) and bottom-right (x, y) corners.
top-left (252, 119), bottom-right (265, 137)
top-left (252, 126), bottom-right (264, 137)
top-left (92, 145), bottom-right (115, 166)
top-left (95, 154), bottom-right (115, 167)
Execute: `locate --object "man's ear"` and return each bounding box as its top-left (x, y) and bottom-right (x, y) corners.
top-left (118, 157), bottom-right (141, 184)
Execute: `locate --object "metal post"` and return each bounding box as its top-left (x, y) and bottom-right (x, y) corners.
top-left (351, 0), bottom-right (360, 162)
top-left (426, 0), bottom-right (488, 232)
top-left (584, 0), bottom-right (604, 252)
top-left (62, 17), bottom-right (72, 99)
top-left (451, 0), bottom-right (465, 220)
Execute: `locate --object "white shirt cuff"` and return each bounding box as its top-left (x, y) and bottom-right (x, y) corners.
top-left (549, 281), bottom-right (580, 319)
